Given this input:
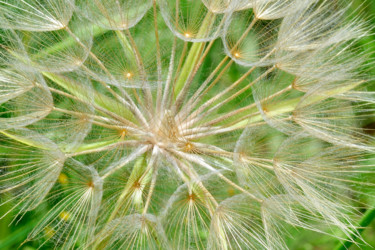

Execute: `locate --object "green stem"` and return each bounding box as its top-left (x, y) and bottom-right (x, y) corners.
top-left (334, 207), bottom-right (375, 250)
top-left (0, 219), bottom-right (39, 250)
top-left (0, 130), bottom-right (50, 150)
top-left (115, 30), bottom-right (136, 61)
top-left (73, 139), bottom-right (122, 154)
top-left (93, 155), bottom-right (150, 249)
top-left (227, 97), bottom-right (300, 131)
top-left (227, 79), bottom-right (365, 131)
top-left (173, 12), bottom-right (215, 98)
top-left (173, 42), bottom-right (204, 97)
top-left (42, 72), bottom-right (135, 122)
top-left (34, 25), bottom-right (105, 59)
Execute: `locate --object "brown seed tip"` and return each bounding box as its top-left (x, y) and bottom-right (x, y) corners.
top-left (184, 142), bottom-right (194, 152)
top-left (87, 181), bottom-right (95, 188)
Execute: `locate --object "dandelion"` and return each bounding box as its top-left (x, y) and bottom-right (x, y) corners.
top-left (0, 0), bottom-right (374, 249)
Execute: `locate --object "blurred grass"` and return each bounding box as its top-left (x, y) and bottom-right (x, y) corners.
top-left (0, 1), bottom-right (374, 249)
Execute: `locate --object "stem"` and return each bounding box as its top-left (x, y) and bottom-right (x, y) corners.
top-left (153, 0), bottom-right (163, 114)
top-left (94, 151), bottom-right (157, 249)
top-left (184, 66), bottom-right (275, 129)
top-left (0, 219), bottom-right (40, 249)
top-left (101, 145), bottom-right (150, 179)
top-left (64, 27), bottom-right (149, 127)
top-left (173, 12), bottom-right (216, 98)
top-left (161, 36), bottom-right (178, 111)
top-left (43, 72), bottom-right (136, 124)
top-left (0, 130), bottom-right (51, 150)
top-left (107, 156), bottom-right (147, 221)
top-left (173, 39), bottom-right (215, 113)
top-left (142, 166), bottom-right (158, 215)
top-left (173, 40), bottom-right (203, 97)
top-left (33, 25), bottom-right (105, 59)
top-left (334, 207), bottom-right (375, 250)
top-left (178, 58), bottom-right (232, 121)
top-left (93, 156), bottom-right (147, 249)
top-left (123, 29), bottom-right (154, 115)
top-left (223, 97), bottom-right (300, 132)
top-left (48, 86), bottom-right (141, 130)
top-left (67, 140), bottom-right (140, 157)
top-left (52, 107), bottom-right (116, 125)
top-left (177, 159), bottom-right (218, 214)
top-left (218, 173), bottom-right (263, 203)
top-left (202, 84), bottom-right (293, 128)
top-left (178, 16), bottom-right (259, 120)
top-left (184, 96), bottom-right (301, 139)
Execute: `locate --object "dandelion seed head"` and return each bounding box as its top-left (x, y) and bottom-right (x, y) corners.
top-left (0, 0), bottom-right (374, 249)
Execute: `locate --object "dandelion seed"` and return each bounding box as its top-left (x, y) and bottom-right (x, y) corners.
top-left (0, 0), bottom-right (75, 31)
